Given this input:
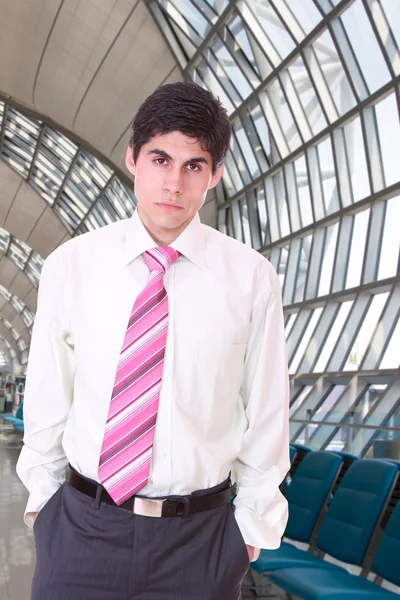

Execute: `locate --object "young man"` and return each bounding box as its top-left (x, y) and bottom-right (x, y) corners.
top-left (17, 82), bottom-right (290, 599)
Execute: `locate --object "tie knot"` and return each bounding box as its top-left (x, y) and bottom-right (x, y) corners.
top-left (143, 247), bottom-right (180, 274)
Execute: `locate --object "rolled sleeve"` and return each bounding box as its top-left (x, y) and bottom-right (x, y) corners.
top-left (16, 247), bottom-right (75, 527)
top-left (233, 265), bottom-right (290, 549)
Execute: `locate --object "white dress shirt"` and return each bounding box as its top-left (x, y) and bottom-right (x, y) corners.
top-left (16, 210), bottom-right (290, 551)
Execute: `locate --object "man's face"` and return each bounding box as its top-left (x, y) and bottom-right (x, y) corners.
top-left (125, 131), bottom-right (223, 244)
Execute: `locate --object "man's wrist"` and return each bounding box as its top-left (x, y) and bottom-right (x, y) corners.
top-left (246, 545), bottom-right (261, 562)
top-left (252, 547), bottom-right (261, 561)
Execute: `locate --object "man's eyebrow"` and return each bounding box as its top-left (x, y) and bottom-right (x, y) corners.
top-left (148, 148), bottom-right (209, 165)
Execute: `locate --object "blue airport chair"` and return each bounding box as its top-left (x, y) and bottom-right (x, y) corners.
top-left (1, 402), bottom-right (24, 433)
top-left (13, 421), bottom-right (24, 434)
top-left (289, 445), bottom-right (297, 463)
top-left (252, 451), bottom-right (343, 574)
top-left (291, 443), bottom-right (313, 453)
top-left (1, 401), bottom-right (23, 424)
top-left (289, 443), bottom-right (313, 482)
top-left (269, 460), bottom-right (399, 595)
top-left (328, 451), bottom-right (358, 495)
top-left (270, 493), bottom-right (400, 598)
top-left (280, 445), bottom-right (299, 496)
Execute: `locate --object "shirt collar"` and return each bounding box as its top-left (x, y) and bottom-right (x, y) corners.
top-left (123, 209), bottom-right (206, 271)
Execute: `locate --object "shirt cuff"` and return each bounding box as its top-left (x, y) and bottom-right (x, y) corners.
top-left (233, 501), bottom-right (288, 549)
top-left (23, 478), bottom-right (62, 528)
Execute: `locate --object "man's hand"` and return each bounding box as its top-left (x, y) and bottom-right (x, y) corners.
top-left (33, 512), bottom-right (38, 524)
top-left (246, 544), bottom-right (255, 562)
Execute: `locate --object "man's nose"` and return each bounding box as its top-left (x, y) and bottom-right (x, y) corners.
top-left (162, 169), bottom-right (183, 195)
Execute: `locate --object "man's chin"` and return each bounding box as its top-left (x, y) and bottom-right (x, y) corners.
top-left (154, 214), bottom-right (188, 229)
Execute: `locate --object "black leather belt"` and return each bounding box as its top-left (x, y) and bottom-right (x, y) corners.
top-left (66, 468), bottom-right (236, 517)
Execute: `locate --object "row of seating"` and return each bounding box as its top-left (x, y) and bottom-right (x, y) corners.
top-left (0, 401), bottom-right (24, 433)
top-left (249, 450), bottom-right (400, 598)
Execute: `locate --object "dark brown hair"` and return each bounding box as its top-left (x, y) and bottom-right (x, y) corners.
top-left (129, 82), bottom-right (231, 174)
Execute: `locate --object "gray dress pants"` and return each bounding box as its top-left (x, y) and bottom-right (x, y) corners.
top-left (31, 477), bottom-right (250, 600)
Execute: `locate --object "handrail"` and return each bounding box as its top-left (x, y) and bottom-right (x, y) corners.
top-left (290, 418), bottom-right (400, 432)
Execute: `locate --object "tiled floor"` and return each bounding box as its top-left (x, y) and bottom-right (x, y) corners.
top-left (0, 422), bottom-right (34, 600)
top-left (0, 420), bottom-right (286, 600)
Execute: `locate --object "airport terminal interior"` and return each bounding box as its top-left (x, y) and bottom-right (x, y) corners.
top-left (0, 0), bottom-right (399, 598)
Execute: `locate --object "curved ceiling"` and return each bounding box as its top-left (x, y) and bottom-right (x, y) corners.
top-left (0, 0), bottom-right (182, 172)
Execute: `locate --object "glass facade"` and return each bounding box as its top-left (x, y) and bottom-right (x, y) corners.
top-left (0, 0), bottom-right (398, 454)
top-left (0, 103), bottom-right (137, 235)
top-left (149, 0), bottom-right (400, 457)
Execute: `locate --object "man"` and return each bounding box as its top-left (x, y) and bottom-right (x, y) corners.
top-left (17, 81), bottom-right (290, 599)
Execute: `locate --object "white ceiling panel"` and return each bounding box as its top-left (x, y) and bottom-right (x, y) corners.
top-left (0, 0), bottom-right (180, 171)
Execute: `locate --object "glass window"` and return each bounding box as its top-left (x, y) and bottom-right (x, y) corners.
top-left (255, 186), bottom-right (268, 246)
top-left (232, 118), bottom-right (260, 180)
top-left (287, 55), bottom-right (327, 136)
top-left (380, 317), bottom-right (400, 369)
top-left (314, 301), bottom-right (353, 372)
top-left (378, 196), bottom-right (400, 281)
top-left (317, 136), bottom-right (339, 215)
top-left (290, 385), bottom-right (313, 418)
top-left (270, 171), bottom-right (291, 240)
top-left (192, 60), bottom-right (236, 113)
top-left (318, 222), bottom-right (339, 296)
top-left (247, 0), bottom-right (296, 59)
top-left (0, 229), bottom-right (10, 253)
top-left (289, 307), bottom-right (324, 374)
top-left (295, 155), bottom-right (314, 227)
top-left (3, 109), bottom-right (40, 177)
top-left (158, 0), bottom-right (207, 42)
top-left (10, 295), bottom-right (24, 313)
top-left (21, 309), bottom-right (34, 328)
top-left (249, 101), bottom-right (272, 166)
top-left (294, 234), bottom-right (312, 303)
top-left (345, 208), bottom-right (370, 289)
top-left (226, 14), bottom-right (262, 82)
top-left (375, 92), bottom-right (400, 188)
top-left (26, 252), bottom-right (43, 287)
top-left (340, 0), bottom-right (391, 95)
top-left (312, 29), bottom-right (357, 117)
top-left (239, 196), bottom-right (252, 246)
top-left (277, 245), bottom-right (289, 288)
top-left (262, 79), bottom-right (302, 155)
top-left (380, 0), bottom-right (400, 53)
top-left (285, 313), bottom-right (298, 338)
top-left (0, 286), bottom-right (12, 301)
top-left (343, 292), bottom-right (389, 370)
top-left (9, 238), bottom-right (30, 270)
top-left (224, 149), bottom-right (244, 193)
top-left (285, 0), bottom-right (322, 34)
top-left (313, 385), bottom-right (347, 421)
top-left (210, 36), bottom-right (253, 101)
top-left (343, 116), bottom-right (371, 202)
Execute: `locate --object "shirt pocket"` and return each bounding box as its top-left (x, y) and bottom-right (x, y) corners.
top-left (189, 341), bottom-right (247, 438)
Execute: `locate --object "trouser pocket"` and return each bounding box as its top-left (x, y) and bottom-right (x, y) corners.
top-left (33, 484), bottom-right (63, 534)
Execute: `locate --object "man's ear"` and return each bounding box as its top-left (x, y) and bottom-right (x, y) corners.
top-left (125, 147), bottom-right (136, 176)
top-left (208, 164), bottom-right (224, 190)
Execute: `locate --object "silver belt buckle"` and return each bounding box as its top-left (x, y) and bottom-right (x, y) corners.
top-left (133, 497), bottom-right (165, 518)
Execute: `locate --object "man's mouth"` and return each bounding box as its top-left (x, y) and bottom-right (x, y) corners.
top-left (156, 203), bottom-right (183, 212)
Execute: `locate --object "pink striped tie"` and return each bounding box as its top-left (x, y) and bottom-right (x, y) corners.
top-left (98, 246), bottom-right (180, 504)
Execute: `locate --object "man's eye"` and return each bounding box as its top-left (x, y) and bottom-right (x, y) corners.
top-left (155, 158), bottom-right (167, 165)
top-left (187, 163), bottom-right (200, 171)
